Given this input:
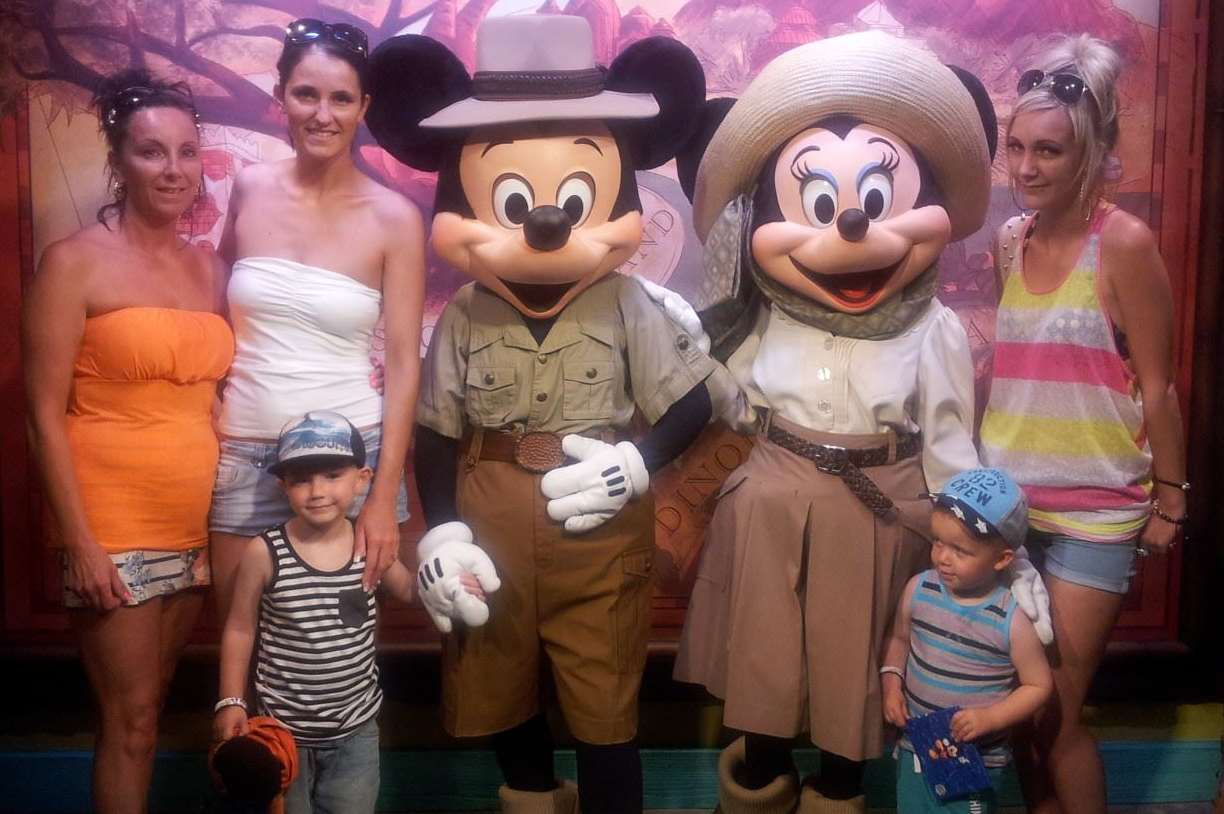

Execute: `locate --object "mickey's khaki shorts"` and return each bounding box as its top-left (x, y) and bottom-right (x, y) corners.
top-left (442, 458), bottom-right (656, 745)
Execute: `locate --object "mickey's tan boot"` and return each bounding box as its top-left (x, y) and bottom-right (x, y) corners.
top-left (716, 736), bottom-right (800, 814)
top-left (498, 779), bottom-right (580, 814)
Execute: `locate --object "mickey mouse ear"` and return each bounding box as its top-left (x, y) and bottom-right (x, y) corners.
top-left (365, 35), bottom-right (472, 171)
top-left (676, 97), bottom-right (736, 203)
top-left (605, 36), bottom-right (706, 170)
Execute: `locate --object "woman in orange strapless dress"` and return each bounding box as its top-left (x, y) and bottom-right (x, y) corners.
top-left (22, 70), bottom-right (233, 813)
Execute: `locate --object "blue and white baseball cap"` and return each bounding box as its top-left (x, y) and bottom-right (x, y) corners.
top-left (929, 467), bottom-right (1028, 549)
top-left (269, 411), bottom-right (366, 476)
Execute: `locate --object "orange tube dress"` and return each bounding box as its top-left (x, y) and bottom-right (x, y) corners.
top-left (64, 307), bottom-right (234, 554)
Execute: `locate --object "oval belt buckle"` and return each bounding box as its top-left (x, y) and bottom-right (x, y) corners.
top-left (514, 431), bottom-right (566, 473)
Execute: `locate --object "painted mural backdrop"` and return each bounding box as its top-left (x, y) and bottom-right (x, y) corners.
top-left (2, 0), bottom-right (1164, 612)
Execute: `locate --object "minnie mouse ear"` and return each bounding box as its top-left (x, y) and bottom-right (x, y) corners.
top-left (365, 35), bottom-right (472, 171)
top-left (605, 37), bottom-right (706, 170)
top-left (947, 65), bottom-right (998, 160)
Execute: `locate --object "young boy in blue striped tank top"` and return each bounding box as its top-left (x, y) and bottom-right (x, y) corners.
top-left (212, 411), bottom-right (477, 814)
top-left (881, 468), bottom-right (1053, 813)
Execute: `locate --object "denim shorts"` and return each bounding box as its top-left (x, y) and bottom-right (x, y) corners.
top-left (283, 717), bottom-right (380, 814)
top-left (1025, 528), bottom-right (1138, 594)
top-left (209, 425), bottom-right (409, 537)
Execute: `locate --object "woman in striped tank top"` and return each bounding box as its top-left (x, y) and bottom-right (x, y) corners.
top-left (979, 35), bottom-right (1187, 814)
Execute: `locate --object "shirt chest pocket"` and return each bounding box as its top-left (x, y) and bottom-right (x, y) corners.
top-left (337, 587), bottom-right (371, 628)
top-left (466, 366), bottom-right (518, 425)
top-left (562, 360), bottom-right (616, 420)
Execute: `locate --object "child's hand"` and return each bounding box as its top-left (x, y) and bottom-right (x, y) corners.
top-left (213, 705), bottom-right (250, 744)
top-left (950, 707), bottom-right (997, 742)
top-left (882, 683), bottom-right (909, 728)
top-left (459, 572), bottom-right (486, 602)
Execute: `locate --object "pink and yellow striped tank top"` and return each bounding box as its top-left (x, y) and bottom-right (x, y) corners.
top-left (980, 208), bottom-right (1151, 543)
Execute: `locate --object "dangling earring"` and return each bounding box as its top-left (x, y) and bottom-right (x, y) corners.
top-left (1008, 175), bottom-right (1030, 224)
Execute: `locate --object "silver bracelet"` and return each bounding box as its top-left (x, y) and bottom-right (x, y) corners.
top-left (879, 665), bottom-right (905, 681)
top-left (214, 696), bottom-right (248, 714)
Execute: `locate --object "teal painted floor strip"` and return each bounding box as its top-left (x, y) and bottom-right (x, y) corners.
top-left (0, 742), bottom-right (1218, 812)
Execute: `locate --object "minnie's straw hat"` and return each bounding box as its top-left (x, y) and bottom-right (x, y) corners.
top-left (692, 31), bottom-right (992, 243)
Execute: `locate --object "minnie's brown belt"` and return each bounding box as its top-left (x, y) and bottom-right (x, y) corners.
top-left (765, 423), bottom-right (922, 518)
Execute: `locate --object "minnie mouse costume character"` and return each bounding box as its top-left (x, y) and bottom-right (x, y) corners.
top-left (365, 15), bottom-right (714, 813)
top-left (672, 32), bottom-right (1048, 813)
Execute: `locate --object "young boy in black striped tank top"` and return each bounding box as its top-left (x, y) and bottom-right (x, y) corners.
top-left (213, 411), bottom-right (436, 813)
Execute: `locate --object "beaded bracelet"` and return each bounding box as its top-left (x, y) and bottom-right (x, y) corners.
top-left (1151, 500), bottom-right (1186, 526)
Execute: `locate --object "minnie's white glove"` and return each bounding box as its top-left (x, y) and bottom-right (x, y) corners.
top-left (416, 521), bottom-right (501, 634)
top-left (635, 278), bottom-right (711, 354)
top-left (1008, 546), bottom-right (1054, 645)
top-left (540, 436), bottom-right (649, 533)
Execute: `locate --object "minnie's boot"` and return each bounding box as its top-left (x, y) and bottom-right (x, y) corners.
top-left (716, 736), bottom-right (800, 814)
top-left (796, 781), bottom-right (865, 814)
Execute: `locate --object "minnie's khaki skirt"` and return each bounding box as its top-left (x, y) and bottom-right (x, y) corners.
top-left (674, 416), bottom-right (933, 761)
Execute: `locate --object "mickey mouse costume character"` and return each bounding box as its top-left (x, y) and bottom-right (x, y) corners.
top-left (365, 15), bottom-right (714, 814)
top-left (671, 31), bottom-right (1050, 813)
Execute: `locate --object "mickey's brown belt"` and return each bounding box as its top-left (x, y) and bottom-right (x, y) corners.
top-left (765, 422), bottom-right (922, 518)
top-left (462, 428), bottom-right (622, 474)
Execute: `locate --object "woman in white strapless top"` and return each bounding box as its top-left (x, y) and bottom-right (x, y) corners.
top-left (209, 26), bottom-right (425, 620)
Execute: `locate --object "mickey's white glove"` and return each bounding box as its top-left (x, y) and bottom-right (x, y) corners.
top-left (1008, 546), bottom-right (1053, 645)
top-left (635, 278), bottom-right (711, 354)
top-left (540, 436), bottom-right (649, 533)
top-left (416, 521), bottom-right (501, 634)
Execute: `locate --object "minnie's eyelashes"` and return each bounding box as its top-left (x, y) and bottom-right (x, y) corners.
top-left (789, 152), bottom-right (899, 186)
top-left (790, 156), bottom-right (816, 182)
top-left (880, 149), bottom-right (901, 174)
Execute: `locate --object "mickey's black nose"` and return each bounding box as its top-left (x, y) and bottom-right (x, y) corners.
top-left (837, 208), bottom-right (869, 242)
top-left (524, 206), bottom-right (572, 252)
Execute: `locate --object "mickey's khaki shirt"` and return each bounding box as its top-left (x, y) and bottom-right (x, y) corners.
top-left (418, 274), bottom-right (715, 439)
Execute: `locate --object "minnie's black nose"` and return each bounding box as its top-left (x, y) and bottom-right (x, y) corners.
top-left (524, 206), bottom-right (571, 252)
top-left (837, 208), bottom-right (869, 242)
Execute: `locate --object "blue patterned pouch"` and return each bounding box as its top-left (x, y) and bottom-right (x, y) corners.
top-left (904, 707), bottom-right (993, 801)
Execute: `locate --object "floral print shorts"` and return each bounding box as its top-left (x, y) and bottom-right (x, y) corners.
top-left (62, 546), bottom-right (211, 608)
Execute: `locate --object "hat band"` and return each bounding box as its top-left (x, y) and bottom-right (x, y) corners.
top-left (472, 68), bottom-right (606, 101)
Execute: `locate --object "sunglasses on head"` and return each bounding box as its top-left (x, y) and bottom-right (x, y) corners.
top-left (104, 85), bottom-right (199, 129)
top-left (284, 18), bottom-right (369, 58)
top-left (1017, 69), bottom-right (1090, 105)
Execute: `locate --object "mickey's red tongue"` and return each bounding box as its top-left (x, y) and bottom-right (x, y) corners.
top-left (828, 269), bottom-right (887, 305)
